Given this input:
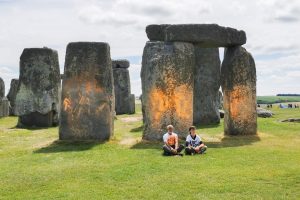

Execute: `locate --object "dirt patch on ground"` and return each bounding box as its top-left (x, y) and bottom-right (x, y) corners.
top-left (120, 116), bottom-right (143, 123)
top-left (119, 137), bottom-right (141, 146)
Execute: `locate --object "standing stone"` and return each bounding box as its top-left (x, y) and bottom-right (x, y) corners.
top-left (0, 77), bottom-right (9, 118)
top-left (193, 47), bottom-right (221, 125)
top-left (0, 77), bottom-right (4, 98)
top-left (218, 91), bottom-right (223, 109)
top-left (141, 41), bottom-right (195, 140)
top-left (0, 97), bottom-right (9, 118)
top-left (6, 79), bottom-right (19, 115)
top-left (112, 59), bottom-right (135, 114)
top-left (221, 46), bottom-right (257, 135)
top-left (128, 94), bottom-right (135, 114)
top-left (14, 48), bottom-right (60, 126)
top-left (59, 42), bottom-right (114, 141)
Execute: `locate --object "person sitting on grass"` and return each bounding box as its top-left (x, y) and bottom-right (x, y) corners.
top-left (185, 126), bottom-right (207, 155)
top-left (162, 125), bottom-right (184, 156)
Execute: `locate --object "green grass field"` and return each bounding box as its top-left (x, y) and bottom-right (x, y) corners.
top-left (0, 104), bottom-right (300, 199)
top-left (257, 96), bottom-right (300, 104)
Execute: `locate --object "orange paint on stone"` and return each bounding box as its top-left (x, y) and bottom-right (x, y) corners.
top-left (63, 98), bottom-right (72, 111)
top-left (148, 84), bottom-right (193, 128)
top-left (173, 85), bottom-right (193, 121)
top-left (225, 85), bottom-right (255, 122)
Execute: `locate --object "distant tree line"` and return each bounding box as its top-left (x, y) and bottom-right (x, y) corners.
top-left (277, 94), bottom-right (300, 96)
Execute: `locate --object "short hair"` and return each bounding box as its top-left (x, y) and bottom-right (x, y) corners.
top-left (189, 126), bottom-right (196, 132)
top-left (167, 125), bottom-right (174, 129)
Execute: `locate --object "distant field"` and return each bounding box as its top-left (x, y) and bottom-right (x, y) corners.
top-left (257, 96), bottom-right (300, 104)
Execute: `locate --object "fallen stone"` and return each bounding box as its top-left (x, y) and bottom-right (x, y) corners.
top-left (281, 118), bottom-right (300, 123)
top-left (257, 108), bottom-right (273, 118)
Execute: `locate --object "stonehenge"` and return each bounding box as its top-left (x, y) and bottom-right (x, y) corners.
top-left (1, 23), bottom-right (256, 140)
top-left (0, 77), bottom-right (9, 118)
top-left (6, 79), bottom-right (19, 116)
top-left (14, 47), bottom-right (60, 127)
top-left (141, 41), bottom-right (195, 140)
top-left (142, 24), bottom-right (257, 139)
top-left (112, 59), bottom-right (135, 115)
top-left (59, 42), bottom-right (114, 141)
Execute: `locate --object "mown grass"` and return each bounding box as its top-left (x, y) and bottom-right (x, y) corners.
top-left (0, 104), bottom-right (299, 199)
top-left (257, 96), bottom-right (300, 104)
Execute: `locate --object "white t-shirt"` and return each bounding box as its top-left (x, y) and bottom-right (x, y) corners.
top-left (163, 132), bottom-right (178, 146)
top-left (186, 134), bottom-right (202, 147)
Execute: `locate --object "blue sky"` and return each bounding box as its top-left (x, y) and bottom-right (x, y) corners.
top-left (0, 0), bottom-right (299, 96)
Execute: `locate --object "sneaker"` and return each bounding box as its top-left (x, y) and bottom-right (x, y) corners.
top-left (200, 146), bottom-right (207, 154)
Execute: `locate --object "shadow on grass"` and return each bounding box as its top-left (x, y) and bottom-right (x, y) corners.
top-left (195, 123), bottom-right (222, 129)
top-left (131, 135), bottom-right (261, 150)
top-left (205, 135), bottom-right (261, 148)
top-left (33, 140), bottom-right (103, 153)
top-left (9, 125), bottom-right (56, 130)
top-left (130, 125), bottom-right (144, 133)
top-left (131, 140), bottom-right (162, 149)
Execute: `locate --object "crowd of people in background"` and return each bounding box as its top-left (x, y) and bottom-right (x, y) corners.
top-left (257, 103), bottom-right (299, 109)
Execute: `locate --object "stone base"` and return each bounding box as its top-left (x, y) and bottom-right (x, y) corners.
top-left (18, 111), bottom-right (58, 127)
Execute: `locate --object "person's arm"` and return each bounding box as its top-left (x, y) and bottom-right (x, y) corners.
top-left (186, 135), bottom-right (191, 147)
top-left (175, 135), bottom-right (178, 150)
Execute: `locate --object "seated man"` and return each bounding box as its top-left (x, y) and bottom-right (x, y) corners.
top-left (162, 125), bottom-right (184, 156)
top-left (185, 126), bottom-right (207, 155)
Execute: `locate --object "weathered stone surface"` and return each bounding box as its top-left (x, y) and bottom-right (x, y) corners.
top-left (146, 24), bottom-right (246, 47)
top-left (6, 79), bottom-right (19, 115)
top-left (128, 94), bottom-right (135, 114)
top-left (112, 59), bottom-right (129, 69)
top-left (221, 46), bottom-right (257, 135)
top-left (193, 47), bottom-right (220, 125)
top-left (59, 42), bottom-right (114, 141)
top-left (146, 24), bottom-right (170, 41)
top-left (15, 47), bottom-right (60, 127)
top-left (18, 111), bottom-right (56, 127)
top-left (218, 91), bottom-right (223, 109)
top-left (281, 118), bottom-right (300, 123)
top-left (112, 59), bottom-right (134, 114)
top-left (257, 108), bottom-right (273, 118)
top-left (0, 77), bottom-right (4, 98)
top-left (0, 97), bottom-right (9, 117)
top-left (141, 41), bottom-right (195, 140)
